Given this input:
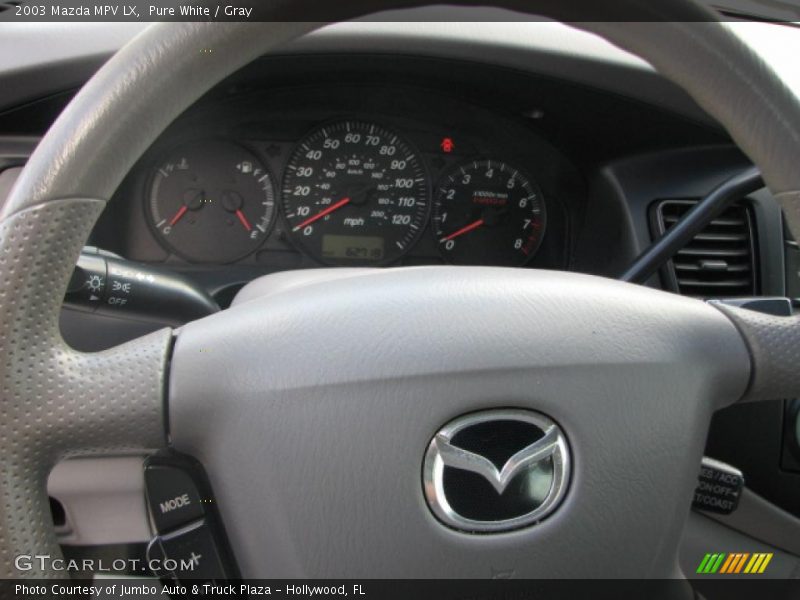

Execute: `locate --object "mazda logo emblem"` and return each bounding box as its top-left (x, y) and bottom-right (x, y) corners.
top-left (423, 409), bottom-right (570, 532)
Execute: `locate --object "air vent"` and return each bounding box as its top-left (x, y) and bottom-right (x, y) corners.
top-left (652, 200), bottom-right (758, 298)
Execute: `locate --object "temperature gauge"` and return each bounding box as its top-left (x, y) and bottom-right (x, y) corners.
top-left (148, 140), bottom-right (276, 263)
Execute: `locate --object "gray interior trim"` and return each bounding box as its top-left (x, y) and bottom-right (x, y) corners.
top-left (749, 187), bottom-right (787, 297)
top-left (704, 488), bottom-right (800, 557)
top-left (0, 166), bottom-right (22, 211)
top-left (0, 18), bottom-right (712, 125)
top-left (48, 457), bottom-right (151, 545)
top-left (586, 20), bottom-right (800, 196)
top-left (0, 137), bottom-right (37, 165)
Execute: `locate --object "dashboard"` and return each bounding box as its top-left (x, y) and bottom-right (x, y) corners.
top-left (2, 52), bottom-right (786, 312)
top-left (88, 57), bottom-right (613, 302)
top-left (77, 51), bottom-right (754, 311)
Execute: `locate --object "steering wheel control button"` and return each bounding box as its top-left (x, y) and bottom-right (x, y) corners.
top-left (152, 520), bottom-right (227, 583)
top-left (144, 454), bottom-right (241, 582)
top-left (145, 464), bottom-right (205, 533)
top-left (145, 536), bottom-right (172, 580)
top-left (692, 457), bottom-right (745, 515)
top-left (423, 409), bottom-right (570, 533)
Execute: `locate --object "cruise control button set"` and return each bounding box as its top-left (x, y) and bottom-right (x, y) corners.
top-left (692, 456), bottom-right (745, 515)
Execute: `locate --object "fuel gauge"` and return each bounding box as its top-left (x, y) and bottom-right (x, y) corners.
top-left (148, 140), bottom-right (276, 263)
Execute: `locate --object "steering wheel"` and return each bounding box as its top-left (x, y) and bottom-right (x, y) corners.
top-left (2, 0), bottom-right (800, 581)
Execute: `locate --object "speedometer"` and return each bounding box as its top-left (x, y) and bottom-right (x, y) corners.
top-left (281, 120), bottom-right (429, 265)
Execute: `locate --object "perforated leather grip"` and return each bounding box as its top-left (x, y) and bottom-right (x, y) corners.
top-left (0, 200), bottom-right (171, 578)
top-left (712, 303), bottom-right (800, 403)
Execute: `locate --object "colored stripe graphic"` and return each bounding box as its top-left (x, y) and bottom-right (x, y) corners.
top-left (710, 554), bottom-right (725, 573)
top-left (720, 553), bottom-right (737, 574)
top-left (696, 554), bottom-right (713, 573)
top-left (719, 554), bottom-right (736, 573)
top-left (734, 553), bottom-right (749, 573)
top-left (744, 554), bottom-right (760, 573)
top-left (697, 552), bottom-right (773, 574)
top-left (757, 553), bottom-right (773, 573)
top-left (701, 554), bottom-right (718, 574)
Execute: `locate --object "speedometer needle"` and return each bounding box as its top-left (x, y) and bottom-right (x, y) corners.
top-left (440, 218), bottom-right (485, 242)
top-left (292, 197), bottom-right (351, 232)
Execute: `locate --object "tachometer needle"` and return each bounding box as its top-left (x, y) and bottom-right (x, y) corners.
top-left (235, 209), bottom-right (252, 232)
top-left (292, 197), bottom-right (351, 232)
top-left (169, 205), bottom-right (189, 227)
top-left (440, 218), bottom-right (485, 242)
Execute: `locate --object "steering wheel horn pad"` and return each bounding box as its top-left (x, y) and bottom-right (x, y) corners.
top-left (170, 266), bottom-right (749, 577)
top-left (2, 0), bottom-right (800, 580)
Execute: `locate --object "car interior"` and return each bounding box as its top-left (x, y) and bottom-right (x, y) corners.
top-left (0, 2), bottom-right (799, 597)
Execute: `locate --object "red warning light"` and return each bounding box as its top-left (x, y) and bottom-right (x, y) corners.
top-left (440, 137), bottom-right (455, 153)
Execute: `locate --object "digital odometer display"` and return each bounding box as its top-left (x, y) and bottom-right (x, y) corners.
top-left (281, 120), bottom-right (429, 265)
top-left (322, 235), bottom-right (385, 261)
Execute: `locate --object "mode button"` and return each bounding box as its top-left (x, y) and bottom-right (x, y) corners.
top-left (145, 464), bottom-right (205, 532)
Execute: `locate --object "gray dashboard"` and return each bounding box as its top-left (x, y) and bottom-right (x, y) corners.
top-left (0, 16), bottom-right (709, 121)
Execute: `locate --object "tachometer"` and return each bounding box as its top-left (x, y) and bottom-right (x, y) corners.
top-left (433, 160), bottom-right (546, 266)
top-left (148, 140), bottom-right (276, 263)
top-left (281, 120), bottom-right (429, 265)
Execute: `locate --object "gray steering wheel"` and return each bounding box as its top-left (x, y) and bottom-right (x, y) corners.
top-left (2, 0), bottom-right (800, 580)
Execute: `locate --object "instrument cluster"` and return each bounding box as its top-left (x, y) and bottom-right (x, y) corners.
top-left (143, 118), bottom-right (556, 268)
top-left (97, 81), bottom-right (581, 276)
